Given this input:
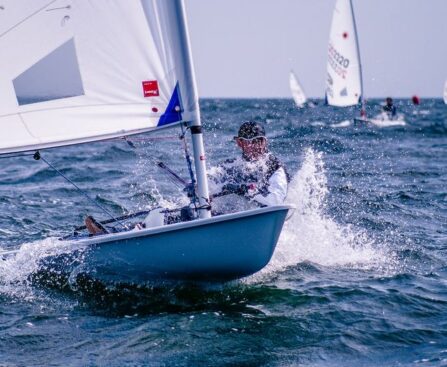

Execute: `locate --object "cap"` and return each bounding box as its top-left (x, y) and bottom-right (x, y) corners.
top-left (235, 121), bottom-right (266, 140)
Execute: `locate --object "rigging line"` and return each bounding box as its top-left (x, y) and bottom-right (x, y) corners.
top-left (0, 0), bottom-right (59, 39)
top-left (34, 151), bottom-right (128, 231)
top-left (123, 137), bottom-right (184, 190)
top-left (46, 5), bottom-right (71, 12)
top-left (124, 135), bottom-right (189, 187)
top-left (126, 144), bottom-right (187, 190)
top-left (123, 136), bottom-right (179, 142)
top-left (156, 162), bottom-right (188, 186)
top-left (180, 124), bottom-right (198, 209)
top-left (158, 170), bottom-right (185, 189)
top-left (0, 152), bottom-right (34, 159)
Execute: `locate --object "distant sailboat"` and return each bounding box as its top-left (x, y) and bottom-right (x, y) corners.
top-left (289, 70), bottom-right (307, 108)
top-left (444, 80), bottom-right (447, 104)
top-left (325, 0), bottom-right (363, 109)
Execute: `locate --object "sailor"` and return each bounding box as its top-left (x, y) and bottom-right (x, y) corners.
top-left (84, 121), bottom-right (289, 234)
top-left (383, 97), bottom-right (397, 119)
top-left (208, 121), bottom-right (290, 213)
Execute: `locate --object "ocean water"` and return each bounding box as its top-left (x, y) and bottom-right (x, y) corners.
top-left (0, 98), bottom-right (446, 366)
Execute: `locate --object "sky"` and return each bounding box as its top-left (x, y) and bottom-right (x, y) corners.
top-left (186, 0), bottom-right (447, 99)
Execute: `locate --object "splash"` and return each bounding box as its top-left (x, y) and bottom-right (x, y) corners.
top-left (368, 112), bottom-right (406, 127)
top-left (330, 120), bottom-right (351, 128)
top-left (0, 238), bottom-right (77, 297)
top-left (262, 148), bottom-right (388, 275)
top-left (1, 148), bottom-right (393, 293)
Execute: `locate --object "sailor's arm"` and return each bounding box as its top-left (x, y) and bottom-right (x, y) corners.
top-left (207, 165), bottom-right (227, 195)
top-left (252, 167), bottom-right (288, 206)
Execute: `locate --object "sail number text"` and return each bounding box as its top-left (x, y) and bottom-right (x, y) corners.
top-left (328, 43), bottom-right (350, 79)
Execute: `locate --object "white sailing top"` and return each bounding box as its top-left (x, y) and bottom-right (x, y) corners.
top-left (208, 153), bottom-right (289, 213)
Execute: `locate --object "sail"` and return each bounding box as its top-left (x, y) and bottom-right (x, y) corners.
top-left (289, 70), bottom-right (307, 107)
top-left (444, 80), bottom-right (447, 104)
top-left (325, 0), bottom-right (363, 107)
top-left (0, 0), bottom-right (201, 155)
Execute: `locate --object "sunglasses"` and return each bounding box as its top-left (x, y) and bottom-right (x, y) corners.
top-left (233, 136), bottom-right (266, 143)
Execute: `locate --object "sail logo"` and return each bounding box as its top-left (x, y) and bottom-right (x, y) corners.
top-left (142, 80), bottom-right (159, 97)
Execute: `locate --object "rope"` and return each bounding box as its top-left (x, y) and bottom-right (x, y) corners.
top-left (34, 151), bottom-right (127, 230)
top-left (180, 124), bottom-right (198, 209)
top-left (0, 153), bottom-right (34, 159)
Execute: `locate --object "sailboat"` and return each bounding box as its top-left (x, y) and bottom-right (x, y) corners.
top-left (325, 0), bottom-right (363, 109)
top-left (0, 1), bottom-right (291, 282)
top-left (444, 80), bottom-right (447, 104)
top-left (289, 70), bottom-right (307, 108)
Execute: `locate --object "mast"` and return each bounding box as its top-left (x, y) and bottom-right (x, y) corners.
top-left (350, 0), bottom-right (365, 116)
top-left (171, 0), bottom-right (211, 219)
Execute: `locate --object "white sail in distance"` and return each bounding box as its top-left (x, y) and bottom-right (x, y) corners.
top-left (325, 0), bottom-right (363, 107)
top-left (289, 70), bottom-right (307, 107)
top-left (0, 0), bottom-right (201, 155)
top-left (444, 80), bottom-right (447, 104)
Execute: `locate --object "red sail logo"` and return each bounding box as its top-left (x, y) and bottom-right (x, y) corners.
top-left (142, 80), bottom-right (159, 97)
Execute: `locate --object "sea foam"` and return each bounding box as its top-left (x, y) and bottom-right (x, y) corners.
top-left (259, 148), bottom-right (390, 278)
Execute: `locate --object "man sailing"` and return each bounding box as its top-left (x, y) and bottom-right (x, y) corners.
top-left (85, 121), bottom-right (289, 234)
top-left (208, 121), bottom-right (290, 214)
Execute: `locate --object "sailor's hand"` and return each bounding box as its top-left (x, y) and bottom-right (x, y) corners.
top-left (221, 183), bottom-right (256, 196)
top-left (221, 183), bottom-right (245, 195)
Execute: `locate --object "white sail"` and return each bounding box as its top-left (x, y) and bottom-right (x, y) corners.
top-left (325, 0), bottom-right (363, 107)
top-left (289, 70), bottom-right (307, 107)
top-left (444, 80), bottom-right (447, 104)
top-left (0, 0), bottom-right (201, 155)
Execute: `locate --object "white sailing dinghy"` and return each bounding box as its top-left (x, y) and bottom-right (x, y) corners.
top-left (0, 0), bottom-right (290, 282)
top-left (443, 80), bottom-right (447, 104)
top-left (326, 0), bottom-right (371, 126)
top-left (289, 70), bottom-right (307, 108)
top-left (325, 0), bottom-right (363, 109)
top-left (366, 112), bottom-right (406, 127)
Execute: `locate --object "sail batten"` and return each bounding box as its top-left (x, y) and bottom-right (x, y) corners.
top-left (0, 0), bottom-right (200, 155)
top-left (325, 0), bottom-right (362, 107)
top-left (0, 121), bottom-right (184, 155)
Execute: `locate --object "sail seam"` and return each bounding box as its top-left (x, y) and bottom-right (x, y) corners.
top-left (0, 102), bottom-right (157, 118)
top-left (0, 122), bottom-right (187, 156)
top-left (18, 113), bottom-right (40, 142)
top-left (0, 1), bottom-right (59, 39)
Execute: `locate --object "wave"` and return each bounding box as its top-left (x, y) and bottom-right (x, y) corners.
top-left (254, 148), bottom-right (394, 280)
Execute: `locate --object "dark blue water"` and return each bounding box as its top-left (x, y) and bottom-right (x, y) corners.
top-left (1, 99), bottom-right (446, 366)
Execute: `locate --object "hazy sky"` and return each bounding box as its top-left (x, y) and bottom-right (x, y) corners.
top-left (186, 0), bottom-right (447, 99)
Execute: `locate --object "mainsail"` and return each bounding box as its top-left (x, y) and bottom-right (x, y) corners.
top-left (0, 0), bottom-right (201, 155)
top-left (444, 80), bottom-right (447, 104)
top-left (325, 0), bottom-right (363, 107)
top-left (289, 70), bottom-right (307, 107)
